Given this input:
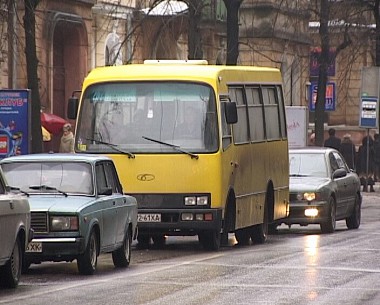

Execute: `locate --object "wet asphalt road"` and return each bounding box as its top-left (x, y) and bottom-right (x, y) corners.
top-left (1, 191), bottom-right (379, 305)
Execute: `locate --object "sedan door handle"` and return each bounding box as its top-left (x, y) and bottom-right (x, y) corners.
top-left (9, 201), bottom-right (14, 209)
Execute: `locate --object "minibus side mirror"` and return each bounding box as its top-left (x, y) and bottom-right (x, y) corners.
top-left (225, 102), bottom-right (238, 124)
top-left (67, 97), bottom-right (79, 119)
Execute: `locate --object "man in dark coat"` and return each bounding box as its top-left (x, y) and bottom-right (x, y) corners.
top-left (324, 128), bottom-right (341, 151)
top-left (339, 133), bottom-right (355, 170)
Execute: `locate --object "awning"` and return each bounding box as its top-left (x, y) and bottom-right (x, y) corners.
top-left (40, 112), bottom-right (68, 135)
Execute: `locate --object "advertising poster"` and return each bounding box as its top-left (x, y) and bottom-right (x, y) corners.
top-left (286, 106), bottom-right (308, 148)
top-left (0, 90), bottom-right (31, 158)
top-left (309, 82), bottom-right (336, 111)
top-left (309, 47), bottom-right (336, 77)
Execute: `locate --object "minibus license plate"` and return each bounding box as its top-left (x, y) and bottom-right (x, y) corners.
top-left (138, 213), bottom-right (161, 222)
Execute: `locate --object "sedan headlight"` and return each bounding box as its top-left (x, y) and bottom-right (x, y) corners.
top-left (296, 192), bottom-right (317, 201)
top-left (50, 216), bottom-right (79, 231)
top-left (303, 192), bottom-right (316, 201)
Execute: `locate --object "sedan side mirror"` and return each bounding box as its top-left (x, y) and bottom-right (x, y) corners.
top-left (333, 168), bottom-right (347, 179)
top-left (98, 187), bottom-right (113, 196)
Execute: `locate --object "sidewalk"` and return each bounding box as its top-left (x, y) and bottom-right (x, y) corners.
top-left (361, 181), bottom-right (380, 196)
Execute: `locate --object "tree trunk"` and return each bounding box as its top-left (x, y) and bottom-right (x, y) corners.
top-left (187, 0), bottom-right (203, 59)
top-left (223, 0), bottom-right (243, 65)
top-left (24, 0), bottom-right (42, 153)
top-left (315, 0), bottom-right (330, 147)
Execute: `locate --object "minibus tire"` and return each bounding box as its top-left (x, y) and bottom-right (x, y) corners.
top-left (198, 230), bottom-right (220, 251)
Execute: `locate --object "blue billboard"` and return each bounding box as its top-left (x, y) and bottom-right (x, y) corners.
top-left (0, 90), bottom-right (31, 157)
top-left (309, 82), bottom-right (336, 112)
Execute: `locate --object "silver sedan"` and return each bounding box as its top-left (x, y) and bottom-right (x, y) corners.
top-left (277, 147), bottom-right (362, 233)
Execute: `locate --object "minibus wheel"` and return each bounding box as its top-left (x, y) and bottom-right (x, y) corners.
top-left (198, 230), bottom-right (220, 251)
top-left (137, 234), bottom-right (151, 249)
top-left (250, 203), bottom-right (268, 244)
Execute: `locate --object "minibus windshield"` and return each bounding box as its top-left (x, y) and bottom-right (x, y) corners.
top-left (75, 82), bottom-right (219, 154)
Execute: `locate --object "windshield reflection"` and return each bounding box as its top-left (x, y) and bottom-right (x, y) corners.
top-left (1, 162), bottom-right (94, 195)
top-left (289, 153), bottom-right (328, 178)
top-left (76, 82), bottom-right (219, 154)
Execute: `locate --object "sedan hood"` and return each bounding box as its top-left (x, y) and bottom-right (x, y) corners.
top-left (290, 176), bottom-right (330, 192)
top-left (27, 195), bottom-right (96, 213)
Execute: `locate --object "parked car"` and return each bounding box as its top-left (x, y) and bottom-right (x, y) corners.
top-left (276, 147), bottom-right (362, 233)
top-left (0, 154), bottom-right (138, 275)
top-left (0, 167), bottom-right (32, 288)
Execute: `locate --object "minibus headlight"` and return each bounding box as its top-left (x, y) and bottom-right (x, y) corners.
top-left (184, 196), bottom-right (196, 205)
top-left (184, 196), bottom-right (209, 206)
top-left (197, 196), bottom-right (208, 205)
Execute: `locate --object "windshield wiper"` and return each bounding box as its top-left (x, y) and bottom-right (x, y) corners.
top-left (142, 136), bottom-right (199, 160)
top-left (86, 138), bottom-right (135, 159)
top-left (8, 186), bottom-right (30, 197)
top-left (289, 174), bottom-right (309, 177)
top-left (29, 185), bottom-right (68, 197)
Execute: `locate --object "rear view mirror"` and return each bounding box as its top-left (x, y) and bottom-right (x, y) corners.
top-left (67, 97), bottom-right (79, 119)
top-left (225, 102), bottom-right (237, 124)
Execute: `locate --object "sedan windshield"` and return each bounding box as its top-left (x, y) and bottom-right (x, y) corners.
top-left (75, 82), bottom-right (219, 154)
top-left (1, 162), bottom-right (93, 195)
top-left (289, 153), bottom-right (328, 178)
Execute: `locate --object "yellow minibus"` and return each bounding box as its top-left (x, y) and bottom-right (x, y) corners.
top-left (68, 60), bottom-right (289, 250)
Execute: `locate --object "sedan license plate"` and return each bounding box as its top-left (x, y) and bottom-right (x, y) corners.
top-left (138, 213), bottom-right (161, 223)
top-left (26, 242), bottom-right (42, 253)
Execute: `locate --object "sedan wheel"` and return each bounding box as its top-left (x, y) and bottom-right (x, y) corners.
top-left (137, 234), bottom-right (151, 249)
top-left (0, 237), bottom-right (22, 288)
top-left (152, 234), bottom-right (166, 248)
top-left (112, 228), bottom-right (131, 268)
top-left (320, 197), bottom-right (336, 234)
top-left (22, 258), bottom-right (31, 274)
top-left (346, 193), bottom-right (361, 229)
top-left (77, 230), bottom-right (98, 275)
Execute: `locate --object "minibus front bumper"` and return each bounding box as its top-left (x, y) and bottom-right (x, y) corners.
top-left (136, 208), bottom-right (223, 235)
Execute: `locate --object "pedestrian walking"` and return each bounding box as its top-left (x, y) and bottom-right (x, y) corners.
top-left (59, 123), bottom-right (75, 153)
top-left (339, 133), bottom-right (356, 170)
top-left (356, 135), bottom-right (375, 192)
top-left (324, 128), bottom-right (341, 151)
